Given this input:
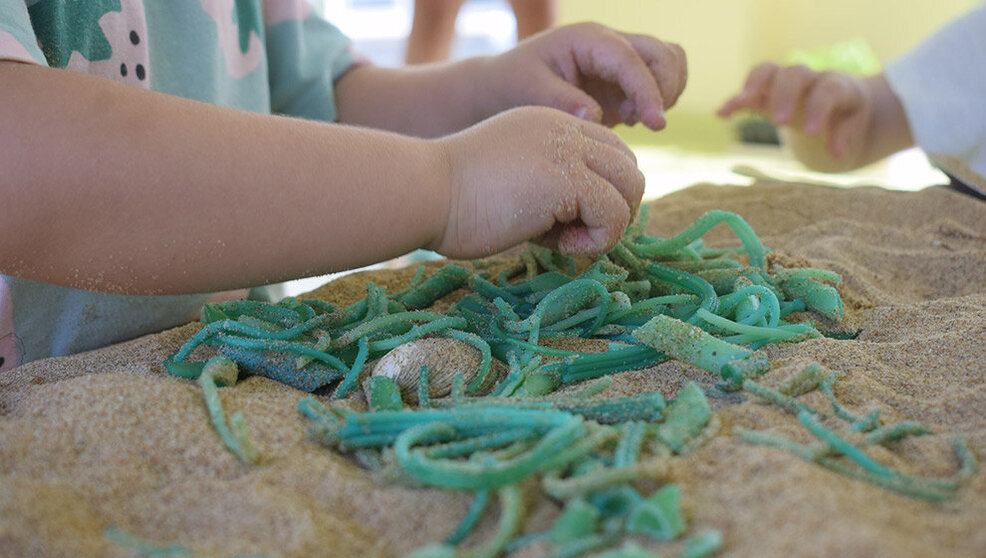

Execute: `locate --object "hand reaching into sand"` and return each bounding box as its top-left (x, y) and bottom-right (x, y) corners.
top-left (432, 106), bottom-right (644, 258)
top-left (717, 63), bottom-right (913, 172)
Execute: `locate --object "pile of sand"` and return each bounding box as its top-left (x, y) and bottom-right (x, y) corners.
top-left (1, 181), bottom-right (984, 557)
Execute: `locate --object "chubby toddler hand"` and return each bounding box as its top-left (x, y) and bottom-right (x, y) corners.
top-left (717, 62), bottom-right (872, 159)
top-left (485, 23), bottom-right (687, 131)
top-left (432, 106), bottom-right (644, 259)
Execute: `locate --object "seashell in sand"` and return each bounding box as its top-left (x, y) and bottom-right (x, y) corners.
top-left (369, 338), bottom-right (504, 404)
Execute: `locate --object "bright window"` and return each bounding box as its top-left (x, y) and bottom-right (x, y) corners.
top-left (314, 0), bottom-right (517, 66)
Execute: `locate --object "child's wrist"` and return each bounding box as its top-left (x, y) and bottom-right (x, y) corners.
top-left (422, 138), bottom-right (456, 254)
top-left (454, 55), bottom-right (503, 125)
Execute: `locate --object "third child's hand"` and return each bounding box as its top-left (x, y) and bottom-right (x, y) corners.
top-left (717, 62), bottom-right (873, 160)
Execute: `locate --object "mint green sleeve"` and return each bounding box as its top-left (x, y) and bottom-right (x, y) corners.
top-left (264, 11), bottom-right (357, 122)
top-left (0, 0), bottom-right (49, 65)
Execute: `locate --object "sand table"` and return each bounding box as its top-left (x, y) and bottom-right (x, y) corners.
top-left (1, 181), bottom-right (984, 557)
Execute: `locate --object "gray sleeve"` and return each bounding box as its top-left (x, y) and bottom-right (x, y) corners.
top-left (884, 4), bottom-right (986, 191)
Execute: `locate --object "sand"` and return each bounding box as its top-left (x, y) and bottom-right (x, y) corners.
top-left (1, 180), bottom-right (984, 558)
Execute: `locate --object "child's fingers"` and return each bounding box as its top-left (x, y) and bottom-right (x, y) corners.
top-left (827, 110), bottom-right (868, 160)
top-left (555, 169), bottom-right (634, 255)
top-left (555, 134), bottom-right (643, 255)
top-left (827, 117), bottom-right (852, 159)
top-left (534, 131), bottom-right (641, 255)
top-left (537, 66), bottom-right (606, 123)
top-left (583, 139), bottom-right (645, 218)
top-left (766, 65), bottom-right (817, 125)
top-left (798, 73), bottom-right (868, 158)
top-left (573, 120), bottom-right (644, 218)
top-left (715, 94), bottom-right (747, 117)
top-left (802, 74), bottom-right (851, 136)
top-left (568, 24), bottom-right (667, 129)
top-left (743, 63), bottom-right (781, 107)
top-left (620, 33), bottom-right (688, 110)
top-left (576, 119), bottom-right (638, 165)
top-left (717, 62), bottom-right (779, 116)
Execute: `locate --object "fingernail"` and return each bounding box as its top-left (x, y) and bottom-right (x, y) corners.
top-left (575, 106), bottom-right (589, 120)
top-left (652, 108), bottom-right (666, 130)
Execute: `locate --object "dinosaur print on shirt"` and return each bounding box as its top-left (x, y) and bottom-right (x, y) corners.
top-left (29, 0), bottom-right (151, 88)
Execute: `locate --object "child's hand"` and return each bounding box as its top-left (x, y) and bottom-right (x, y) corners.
top-left (484, 23), bottom-right (687, 131)
top-left (716, 63), bottom-right (872, 160)
top-left (432, 106), bottom-right (644, 259)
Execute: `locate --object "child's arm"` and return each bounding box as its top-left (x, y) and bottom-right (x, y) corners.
top-left (717, 63), bottom-right (913, 172)
top-left (335, 22), bottom-right (687, 137)
top-left (0, 61), bottom-right (641, 296)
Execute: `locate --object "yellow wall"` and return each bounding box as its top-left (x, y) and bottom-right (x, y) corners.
top-left (557, 0), bottom-right (978, 149)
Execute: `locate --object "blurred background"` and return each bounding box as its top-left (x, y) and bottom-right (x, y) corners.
top-left (286, 0), bottom-right (979, 294)
top-left (315, 0), bottom-right (977, 191)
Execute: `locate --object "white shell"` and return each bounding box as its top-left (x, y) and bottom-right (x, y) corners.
top-left (368, 338), bottom-right (503, 404)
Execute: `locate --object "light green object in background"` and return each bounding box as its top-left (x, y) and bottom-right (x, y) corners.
top-left (784, 37), bottom-right (882, 75)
